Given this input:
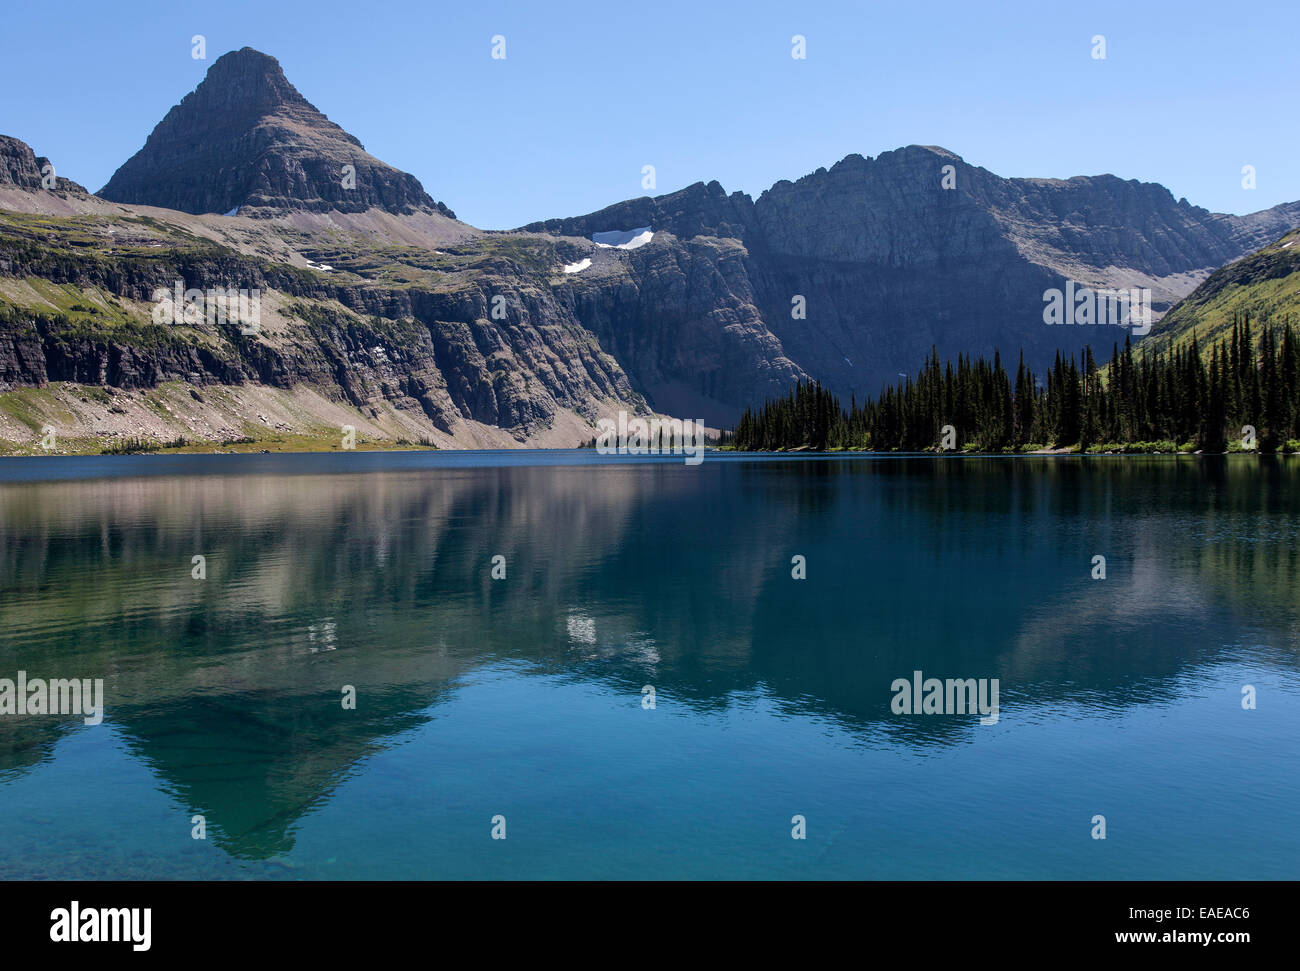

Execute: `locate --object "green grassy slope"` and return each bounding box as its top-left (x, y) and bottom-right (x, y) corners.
top-left (1146, 227), bottom-right (1300, 352)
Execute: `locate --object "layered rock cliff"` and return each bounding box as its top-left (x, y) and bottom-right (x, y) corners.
top-left (0, 215), bottom-right (645, 444)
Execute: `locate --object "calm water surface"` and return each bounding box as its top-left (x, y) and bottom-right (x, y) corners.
top-left (0, 451), bottom-right (1297, 879)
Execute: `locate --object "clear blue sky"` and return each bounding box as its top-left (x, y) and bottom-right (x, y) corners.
top-left (3, 0), bottom-right (1296, 229)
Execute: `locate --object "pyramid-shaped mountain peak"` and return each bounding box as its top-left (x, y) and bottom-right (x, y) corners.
top-left (98, 47), bottom-right (454, 219)
top-left (187, 48), bottom-right (314, 116)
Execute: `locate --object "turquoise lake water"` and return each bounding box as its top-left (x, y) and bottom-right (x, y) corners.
top-left (0, 451), bottom-right (1297, 879)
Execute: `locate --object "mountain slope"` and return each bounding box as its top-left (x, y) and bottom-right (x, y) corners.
top-left (1145, 227), bottom-right (1300, 352)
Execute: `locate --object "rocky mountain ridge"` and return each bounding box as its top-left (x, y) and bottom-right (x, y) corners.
top-left (1, 135), bottom-right (87, 193)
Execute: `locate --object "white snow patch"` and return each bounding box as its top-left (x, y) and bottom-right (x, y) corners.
top-left (224, 206), bottom-right (240, 217)
top-left (593, 227), bottom-right (653, 250)
top-left (562, 257), bottom-right (593, 274)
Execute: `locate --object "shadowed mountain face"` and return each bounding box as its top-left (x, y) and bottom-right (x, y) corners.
top-left (98, 48), bottom-right (454, 219)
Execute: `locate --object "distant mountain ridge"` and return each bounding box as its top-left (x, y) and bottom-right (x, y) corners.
top-left (524, 147), bottom-right (1300, 274)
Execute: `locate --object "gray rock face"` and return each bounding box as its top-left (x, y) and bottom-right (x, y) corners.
top-left (752, 147), bottom-right (1298, 271)
top-left (557, 234), bottom-right (808, 426)
top-left (98, 49), bottom-right (454, 219)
